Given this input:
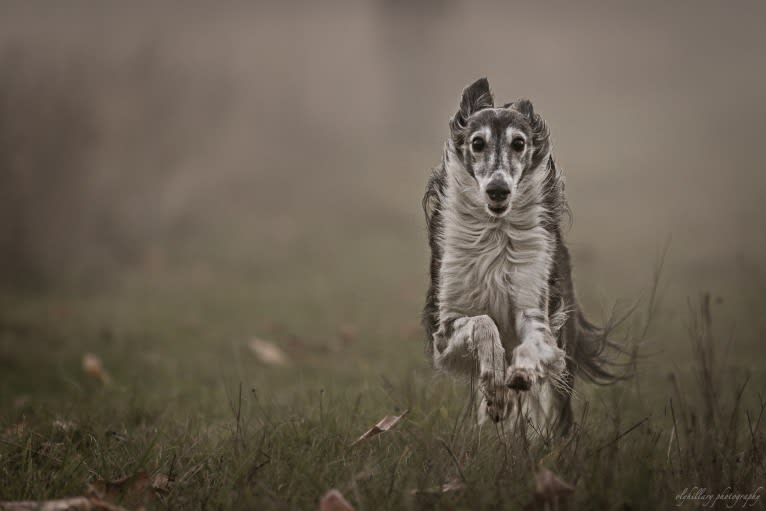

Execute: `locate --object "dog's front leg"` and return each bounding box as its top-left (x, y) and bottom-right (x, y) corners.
top-left (506, 308), bottom-right (566, 391)
top-left (433, 315), bottom-right (510, 422)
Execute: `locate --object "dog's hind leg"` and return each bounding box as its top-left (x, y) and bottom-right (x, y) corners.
top-left (433, 315), bottom-right (510, 422)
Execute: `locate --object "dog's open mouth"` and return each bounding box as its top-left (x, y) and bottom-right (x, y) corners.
top-left (488, 205), bottom-right (508, 216)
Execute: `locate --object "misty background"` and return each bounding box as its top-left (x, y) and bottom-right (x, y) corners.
top-left (1, 1), bottom-right (764, 304)
top-left (1, 5), bottom-right (765, 507)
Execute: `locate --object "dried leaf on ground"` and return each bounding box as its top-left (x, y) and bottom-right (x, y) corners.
top-left (350, 410), bottom-right (408, 446)
top-left (0, 497), bottom-right (127, 511)
top-left (151, 473), bottom-right (172, 495)
top-left (86, 470), bottom-right (169, 503)
top-left (410, 478), bottom-right (466, 495)
top-left (3, 421), bottom-right (25, 438)
top-left (248, 338), bottom-right (290, 366)
top-left (527, 467), bottom-right (575, 510)
top-left (105, 430), bottom-right (128, 442)
top-left (87, 471), bottom-right (149, 500)
top-left (82, 353), bottom-right (111, 384)
top-left (52, 419), bottom-right (77, 433)
top-left (319, 489), bottom-right (355, 511)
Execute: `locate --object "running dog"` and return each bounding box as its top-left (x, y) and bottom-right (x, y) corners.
top-left (422, 78), bottom-right (622, 434)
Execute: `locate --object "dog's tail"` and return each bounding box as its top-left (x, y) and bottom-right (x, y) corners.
top-left (570, 308), bottom-right (634, 385)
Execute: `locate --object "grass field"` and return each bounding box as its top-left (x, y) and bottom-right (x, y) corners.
top-left (1, 3), bottom-right (766, 509)
top-left (1, 220), bottom-right (764, 510)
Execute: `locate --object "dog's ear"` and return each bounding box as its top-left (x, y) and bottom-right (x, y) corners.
top-left (450, 78), bottom-right (493, 146)
top-left (508, 98), bottom-right (550, 168)
top-left (508, 98), bottom-right (545, 133)
top-left (508, 99), bottom-right (535, 121)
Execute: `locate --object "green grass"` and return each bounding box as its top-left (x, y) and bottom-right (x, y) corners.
top-left (1, 229), bottom-right (764, 510)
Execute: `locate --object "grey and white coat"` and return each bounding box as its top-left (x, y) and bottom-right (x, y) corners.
top-left (422, 78), bottom-right (621, 434)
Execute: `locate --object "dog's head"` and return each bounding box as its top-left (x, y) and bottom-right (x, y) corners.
top-left (448, 78), bottom-right (551, 218)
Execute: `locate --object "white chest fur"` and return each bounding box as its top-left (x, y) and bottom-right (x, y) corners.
top-left (439, 225), bottom-right (551, 347)
top-left (437, 163), bottom-right (554, 353)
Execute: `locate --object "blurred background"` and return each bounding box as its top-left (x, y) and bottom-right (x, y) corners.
top-left (1, 5), bottom-right (765, 506)
top-left (1, 0), bottom-right (764, 322)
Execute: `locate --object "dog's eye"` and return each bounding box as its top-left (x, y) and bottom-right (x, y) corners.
top-left (471, 137), bottom-right (486, 152)
top-left (511, 137), bottom-right (525, 151)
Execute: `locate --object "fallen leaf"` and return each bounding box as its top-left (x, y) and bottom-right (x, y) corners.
top-left (151, 473), bottom-right (172, 495)
top-left (53, 419), bottom-right (77, 433)
top-left (319, 489), bottom-right (355, 511)
top-left (535, 467), bottom-right (574, 497)
top-left (3, 421), bottom-right (25, 438)
top-left (410, 478), bottom-right (466, 495)
top-left (82, 353), bottom-right (111, 384)
top-left (86, 470), bottom-right (173, 504)
top-left (527, 467), bottom-right (575, 510)
top-left (248, 338), bottom-right (290, 366)
top-left (87, 471), bottom-right (153, 504)
top-left (0, 497), bottom-right (127, 511)
top-left (105, 430), bottom-right (128, 442)
top-left (350, 410), bottom-right (408, 446)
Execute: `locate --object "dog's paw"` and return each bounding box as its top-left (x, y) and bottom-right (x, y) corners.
top-left (479, 386), bottom-right (512, 423)
top-left (506, 365), bottom-right (536, 391)
top-left (480, 394), bottom-right (512, 423)
top-left (480, 370), bottom-right (512, 422)
top-left (506, 341), bottom-right (566, 391)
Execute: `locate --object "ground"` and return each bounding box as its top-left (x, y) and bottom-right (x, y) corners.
top-left (1, 4), bottom-right (765, 508)
top-left (1, 219), bottom-right (764, 510)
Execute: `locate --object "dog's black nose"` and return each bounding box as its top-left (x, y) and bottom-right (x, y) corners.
top-left (486, 181), bottom-right (510, 202)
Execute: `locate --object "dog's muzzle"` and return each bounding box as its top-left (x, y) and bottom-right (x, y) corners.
top-left (485, 179), bottom-right (510, 215)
